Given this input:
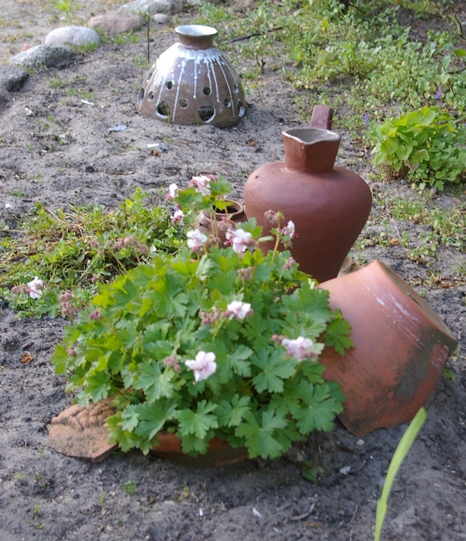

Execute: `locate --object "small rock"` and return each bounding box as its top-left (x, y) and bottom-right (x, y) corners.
top-left (45, 26), bottom-right (101, 48)
top-left (2, 337), bottom-right (20, 351)
top-left (117, 0), bottom-right (183, 16)
top-left (391, 505), bottom-right (418, 529)
top-left (88, 14), bottom-right (145, 36)
top-left (152, 13), bottom-right (171, 24)
top-left (0, 66), bottom-right (28, 91)
top-left (9, 45), bottom-right (76, 70)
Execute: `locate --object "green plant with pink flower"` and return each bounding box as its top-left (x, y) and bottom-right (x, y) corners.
top-left (52, 177), bottom-right (353, 459)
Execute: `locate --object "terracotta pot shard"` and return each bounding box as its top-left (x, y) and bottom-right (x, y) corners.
top-left (319, 260), bottom-right (458, 436)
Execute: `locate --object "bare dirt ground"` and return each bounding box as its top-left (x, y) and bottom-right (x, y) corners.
top-left (1, 1), bottom-right (466, 540)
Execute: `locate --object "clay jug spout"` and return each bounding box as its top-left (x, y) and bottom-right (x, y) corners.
top-left (282, 127), bottom-right (341, 174)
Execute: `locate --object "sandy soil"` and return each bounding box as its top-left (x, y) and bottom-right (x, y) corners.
top-left (1, 1), bottom-right (466, 540)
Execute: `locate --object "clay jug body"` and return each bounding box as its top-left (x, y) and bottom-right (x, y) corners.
top-left (243, 106), bottom-right (372, 282)
top-left (319, 260), bottom-right (457, 436)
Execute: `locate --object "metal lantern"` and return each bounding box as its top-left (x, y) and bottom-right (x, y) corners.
top-left (137, 25), bottom-right (246, 128)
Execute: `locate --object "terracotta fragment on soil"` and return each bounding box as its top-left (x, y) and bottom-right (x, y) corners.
top-left (47, 398), bottom-right (117, 463)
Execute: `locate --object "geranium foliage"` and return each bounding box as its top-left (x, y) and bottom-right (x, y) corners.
top-left (52, 178), bottom-right (353, 459)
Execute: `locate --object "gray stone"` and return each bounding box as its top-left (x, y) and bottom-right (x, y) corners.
top-left (0, 66), bottom-right (28, 91)
top-left (152, 13), bottom-right (171, 24)
top-left (117, 0), bottom-right (183, 16)
top-left (88, 14), bottom-right (145, 35)
top-left (0, 85), bottom-right (10, 104)
top-left (45, 26), bottom-right (101, 48)
top-left (9, 45), bottom-right (76, 70)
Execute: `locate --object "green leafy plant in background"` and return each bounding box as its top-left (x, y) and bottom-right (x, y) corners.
top-left (370, 106), bottom-right (466, 190)
top-left (0, 189), bottom-right (184, 318)
top-left (52, 178), bottom-right (353, 459)
top-left (194, 0), bottom-right (466, 133)
top-left (375, 407), bottom-right (427, 541)
top-left (52, 0), bottom-right (82, 24)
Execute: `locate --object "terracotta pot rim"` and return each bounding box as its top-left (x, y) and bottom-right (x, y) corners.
top-left (202, 200), bottom-right (245, 219)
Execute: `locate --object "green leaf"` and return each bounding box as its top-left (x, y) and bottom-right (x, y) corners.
top-left (375, 408), bottom-right (427, 541)
top-left (106, 412), bottom-right (144, 453)
top-left (317, 50), bottom-right (333, 66)
top-left (133, 361), bottom-right (174, 401)
top-left (51, 345), bottom-right (71, 374)
top-left (324, 313), bottom-right (353, 355)
top-left (216, 394), bottom-right (251, 427)
top-left (251, 349), bottom-right (296, 393)
top-left (228, 345), bottom-right (254, 377)
top-left (178, 433), bottom-right (210, 455)
top-left (410, 149), bottom-right (429, 165)
top-left (379, 137), bottom-right (398, 155)
top-left (235, 410), bottom-right (288, 459)
top-left (175, 400), bottom-right (218, 438)
top-left (85, 371), bottom-right (111, 402)
top-left (121, 404), bottom-right (140, 432)
top-left (134, 400), bottom-right (177, 441)
top-left (293, 381), bottom-right (343, 433)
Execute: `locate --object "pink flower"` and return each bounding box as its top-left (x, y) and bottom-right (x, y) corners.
top-left (171, 209), bottom-right (184, 224)
top-left (281, 336), bottom-right (314, 362)
top-left (27, 277), bottom-right (44, 299)
top-left (226, 228), bottom-right (254, 254)
top-left (226, 301), bottom-right (253, 320)
top-left (187, 229), bottom-right (207, 252)
top-left (281, 220), bottom-right (296, 239)
top-left (166, 183), bottom-right (179, 200)
top-left (185, 351), bottom-right (217, 383)
top-left (283, 256), bottom-right (296, 270)
top-left (189, 175), bottom-right (212, 196)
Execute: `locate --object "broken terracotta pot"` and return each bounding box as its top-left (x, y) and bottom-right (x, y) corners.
top-left (47, 400), bottom-right (247, 466)
top-left (137, 25), bottom-right (246, 127)
top-left (47, 398), bottom-right (117, 463)
top-left (151, 434), bottom-right (248, 467)
top-left (196, 200), bottom-right (246, 245)
top-left (319, 260), bottom-right (458, 436)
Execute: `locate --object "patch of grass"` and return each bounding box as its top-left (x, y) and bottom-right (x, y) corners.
top-left (353, 188), bottom-right (466, 268)
top-left (120, 480), bottom-right (137, 495)
top-left (191, 0), bottom-right (465, 136)
top-left (133, 52), bottom-right (150, 70)
top-left (50, 75), bottom-right (86, 89)
top-left (0, 189), bottom-right (185, 318)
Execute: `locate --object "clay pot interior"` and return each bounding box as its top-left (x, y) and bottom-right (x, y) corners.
top-left (284, 128), bottom-right (340, 145)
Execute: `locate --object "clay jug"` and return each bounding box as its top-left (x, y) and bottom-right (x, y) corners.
top-left (243, 105), bottom-right (372, 282)
top-left (319, 260), bottom-right (458, 436)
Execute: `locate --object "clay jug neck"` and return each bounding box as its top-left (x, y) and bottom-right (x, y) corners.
top-left (282, 128), bottom-right (341, 174)
top-left (175, 25), bottom-right (217, 49)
